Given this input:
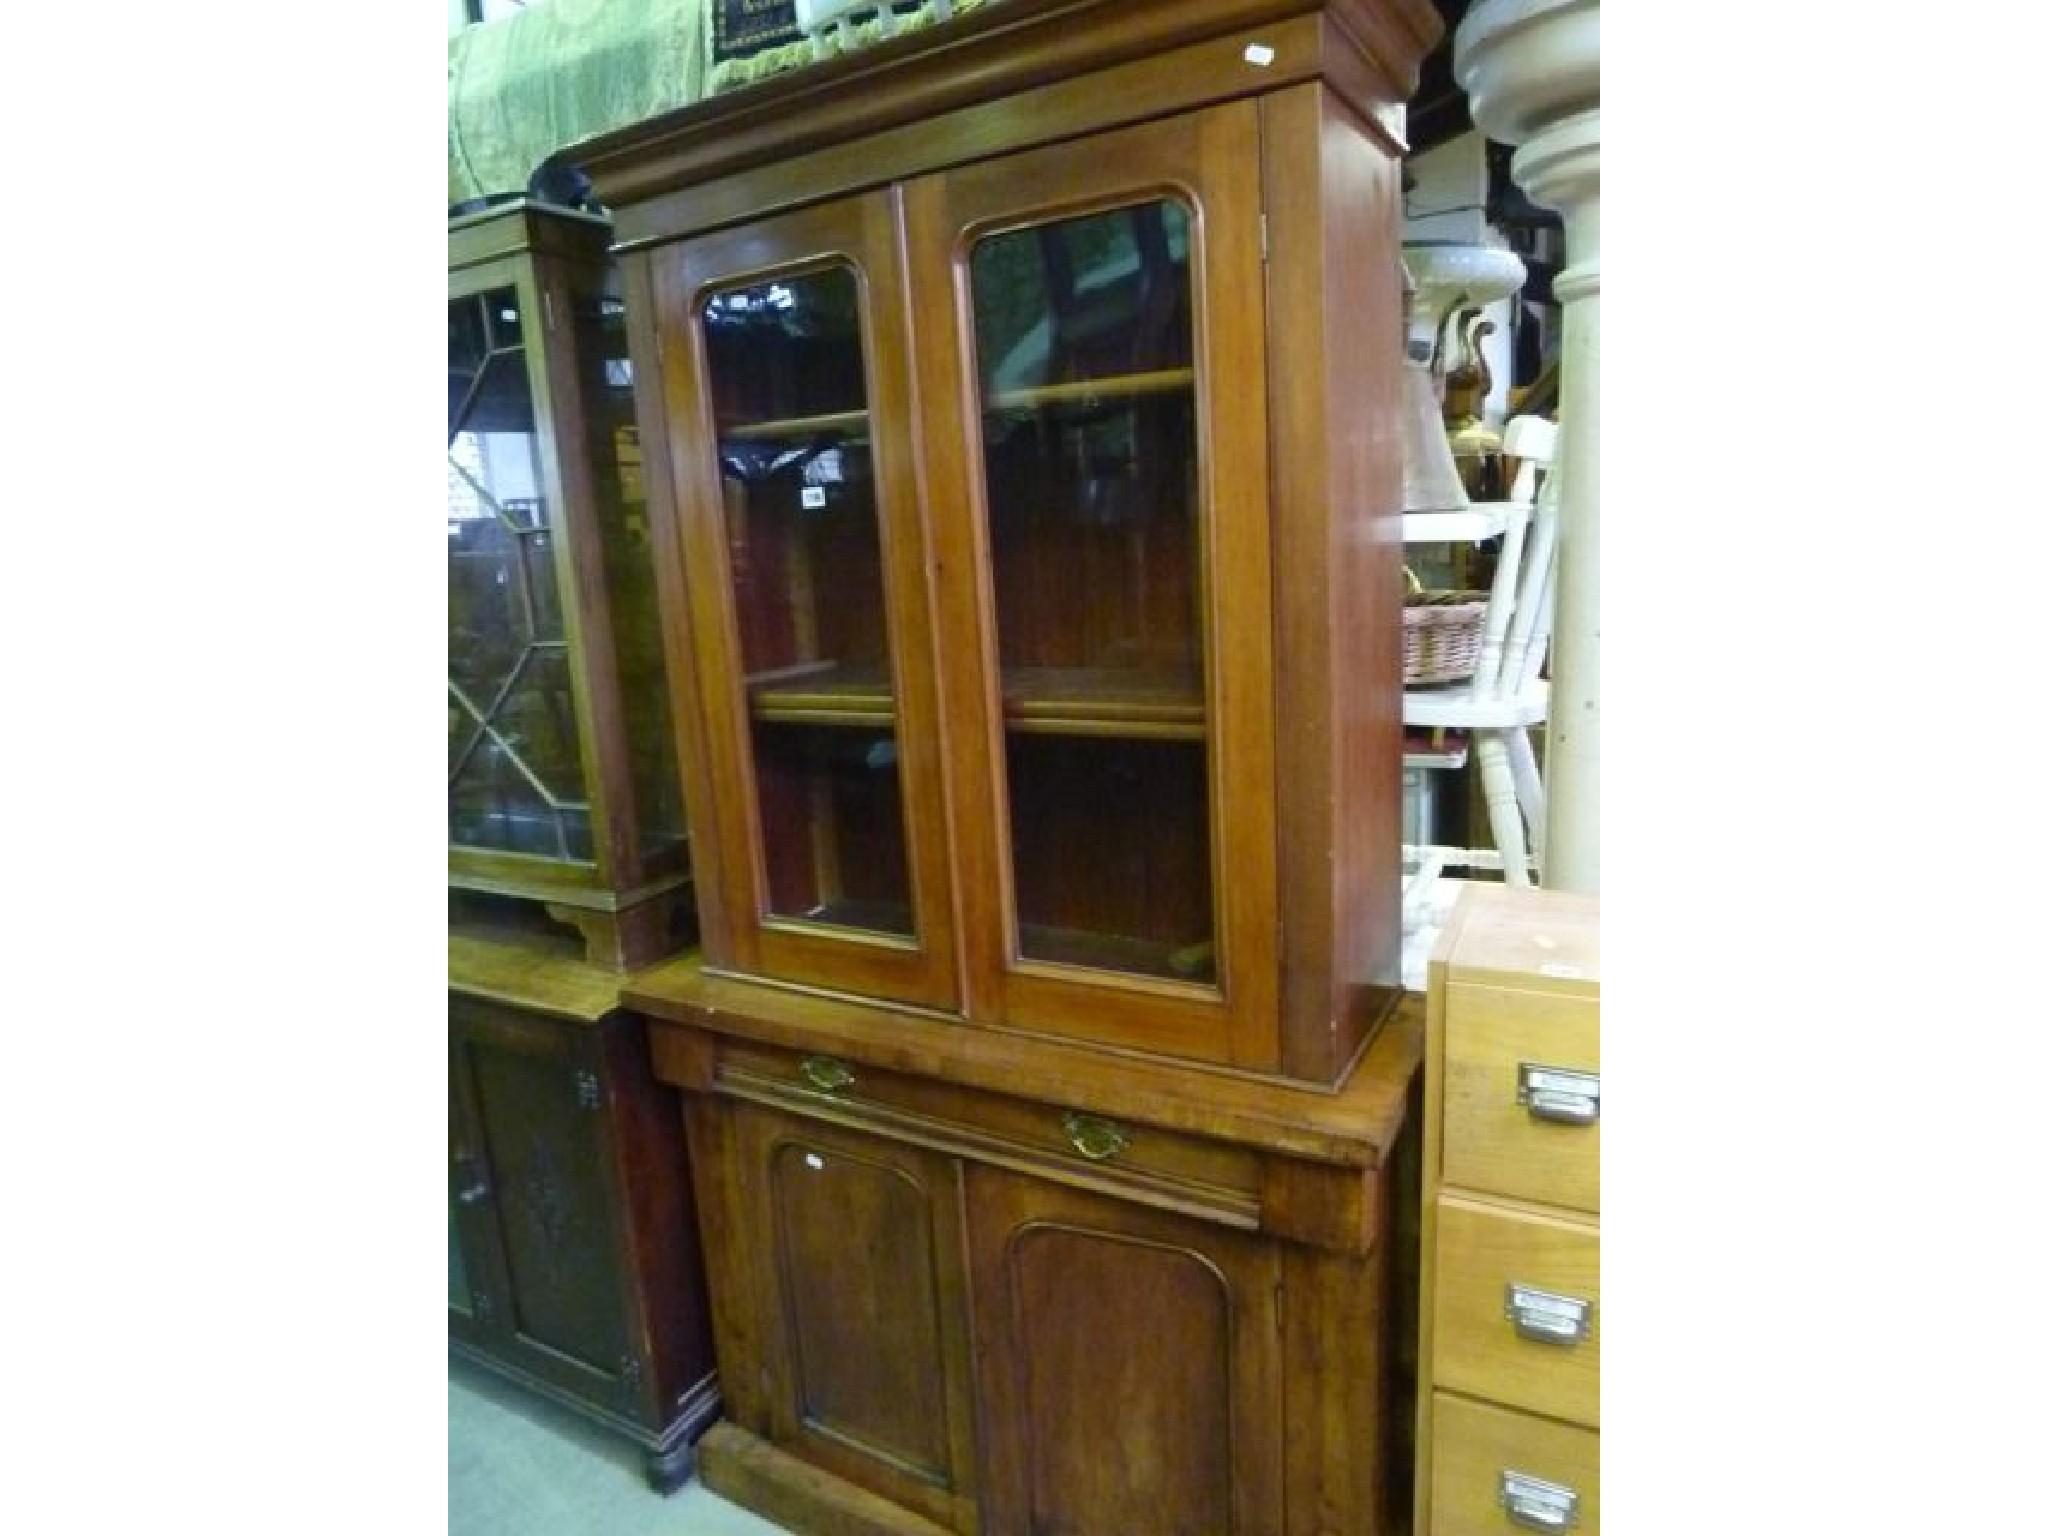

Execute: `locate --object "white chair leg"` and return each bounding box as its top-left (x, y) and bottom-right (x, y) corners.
top-left (1505, 725), bottom-right (1545, 864)
top-left (1475, 730), bottom-right (1530, 887)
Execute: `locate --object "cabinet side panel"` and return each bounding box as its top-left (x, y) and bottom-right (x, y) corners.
top-left (601, 1015), bottom-right (718, 1422)
top-left (1320, 89), bottom-right (1407, 1067)
top-left (1282, 1129), bottom-right (1402, 1533)
top-left (1263, 83), bottom-right (1406, 1082)
top-left (682, 1095), bottom-right (772, 1433)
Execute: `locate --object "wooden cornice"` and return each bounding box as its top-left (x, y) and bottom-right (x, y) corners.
top-left (568, 0), bottom-right (1441, 220)
top-left (446, 197), bottom-right (611, 273)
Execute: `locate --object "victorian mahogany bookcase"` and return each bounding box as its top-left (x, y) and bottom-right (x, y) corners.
top-left (570, 0), bottom-right (1442, 1526)
top-left (446, 200), bottom-right (716, 1487)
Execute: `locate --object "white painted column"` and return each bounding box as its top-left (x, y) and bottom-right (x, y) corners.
top-left (1456, 0), bottom-right (1600, 892)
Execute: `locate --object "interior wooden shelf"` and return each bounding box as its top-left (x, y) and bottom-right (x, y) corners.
top-left (774, 894), bottom-right (914, 938)
top-left (747, 661), bottom-right (893, 726)
top-left (719, 407), bottom-right (869, 442)
top-left (985, 368), bottom-right (1193, 414)
top-left (713, 369), bottom-right (1195, 444)
top-left (1002, 666), bottom-right (1206, 739)
top-left (747, 662), bottom-right (1206, 739)
top-left (1017, 921), bottom-right (1215, 984)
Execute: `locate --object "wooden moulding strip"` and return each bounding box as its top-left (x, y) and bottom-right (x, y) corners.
top-left (626, 956), bottom-right (1423, 1166)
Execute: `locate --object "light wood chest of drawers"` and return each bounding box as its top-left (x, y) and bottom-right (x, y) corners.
top-left (1416, 885), bottom-right (1600, 1533)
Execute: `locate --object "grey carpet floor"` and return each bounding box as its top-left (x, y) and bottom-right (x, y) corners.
top-left (449, 1357), bottom-right (789, 1535)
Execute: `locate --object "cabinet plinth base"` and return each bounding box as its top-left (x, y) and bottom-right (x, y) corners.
top-left (450, 1346), bottom-right (721, 1496)
top-left (697, 1422), bottom-right (956, 1536)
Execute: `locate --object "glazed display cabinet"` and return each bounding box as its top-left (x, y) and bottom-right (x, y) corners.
top-left (570, 0), bottom-right (1441, 1528)
top-left (592, 1), bottom-right (1430, 1082)
top-left (448, 199), bottom-right (688, 968)
top-left (448, 202), bottom-right (717, 1489)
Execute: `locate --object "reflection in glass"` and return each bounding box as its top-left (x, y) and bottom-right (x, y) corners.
top-left (574, 283), bottom-right (687, 869)
top-left (449, 1202), bottom-right (470, 1311)
top-left (969, 202), bottom-right (1216, 982)
top-left (448, 287), bottom-right (591, 863)
top-left (702, 265), bottom-right (914, 937)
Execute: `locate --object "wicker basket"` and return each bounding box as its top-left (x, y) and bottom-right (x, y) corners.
top-left (1403, 569), bottom-right (1487, 686)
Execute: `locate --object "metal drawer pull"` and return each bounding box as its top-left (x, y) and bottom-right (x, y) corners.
top-left (1505, 1282), bottom-right (1592, 1346)
top-left (1518, 1063), bottom-right (1599, 1126)
top-left (1061, 1111), bottom-right (1130, 1162)
top-left (798, 1056), bottom-right (856, 1095)
top-left (1501, 1470), bottom-right (1579, 1530)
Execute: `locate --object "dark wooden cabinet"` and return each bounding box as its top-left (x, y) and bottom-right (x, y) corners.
top-left (448, 200), bottom-right (717, 1490)
top-left (565, 0), bottom-right (1440, 1528)
top-left (448, 946), bottom-right (719, 1490)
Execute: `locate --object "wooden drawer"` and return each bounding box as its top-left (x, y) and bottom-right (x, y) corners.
top-left (1431, 1392), bottom-right (1598, 1535)
top-left (1442, 981), bottom-right (1599, 1212)
top-left (715, 1037), bottom-right (1264, 1229)
top-left (1432, 1195), bottom-right (1598, 1428)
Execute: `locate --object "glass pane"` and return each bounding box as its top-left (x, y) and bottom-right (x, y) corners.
top-left (448, 287), bottom-right (590, 865)
top-left (967, 202), bottom-right (1216, 982)
top-left (449, 1200), bottom-right (470, 1312)
top-left (752, 723), bottom-right (912, 936)
top-left (574, 281), bottom-right (687, 870)
top-left (1005, 736), bottom-right (1214, 984)
top-left (701, 264), bottom-right (912, 936)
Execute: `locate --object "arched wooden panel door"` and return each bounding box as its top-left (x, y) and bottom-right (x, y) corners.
top-left (732, 1106), bottom-right (981, 1532)
top-left (964, 1165), bottom-right (1284, 1535)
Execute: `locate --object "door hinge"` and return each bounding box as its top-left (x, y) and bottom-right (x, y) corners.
top-left (543, 287), bottom-right (557, 333)
top-left (1259, 212), bottom-right (1269, 265)
top-left (472, 1292), bottom-right (494, 1323)
top-left (620, 1353), bottom-right (644, 1391)
top-left (575, 1070), bottom-right (602, 1110)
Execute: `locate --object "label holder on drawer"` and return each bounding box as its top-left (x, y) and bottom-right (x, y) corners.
top-left (1517, 1063), bottom-right (1599, 1126)
top-left (1500, 1469), bottom-right (1580, 1529)
top-left (1504, 1281), bottom-right (1593, 1346)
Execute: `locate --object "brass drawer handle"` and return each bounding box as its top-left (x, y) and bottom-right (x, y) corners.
top-left (1505, 1282), bottom-right (1592, 1346)
top-left (798, 1056), bottom-right (856, 1095)
top-left (1518, 1062), bottom-right (1599, 1126)
top-left (1500, 1469), bottom-right (1580, 1529)
top-left (1061, 1111), bottom-right (1130, 1162)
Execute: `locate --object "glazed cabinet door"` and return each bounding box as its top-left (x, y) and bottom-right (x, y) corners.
top-left (699, 1101), bottom-right (981, 1532)
top-left (638, 191), bottom-right (958, 1011)
top-left (903, 103), bottom-right (1280, 1068)
top-left (448, 261), bottom-right (610, 892)
top-left (964, 1164), bottom-right (1285, 1536)
top-left (449, 1000), bottom-right (644, 1416)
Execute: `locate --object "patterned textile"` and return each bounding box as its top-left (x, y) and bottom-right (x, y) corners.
top-left (707, 1), bottom-right (998, 94)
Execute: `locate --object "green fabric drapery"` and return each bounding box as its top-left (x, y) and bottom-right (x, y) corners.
top-left (448, 0), bottom-right (709, 206)
top-left (448, 0), bottom-right (1001, 209)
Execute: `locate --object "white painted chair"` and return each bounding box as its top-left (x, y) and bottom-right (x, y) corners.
top-left (1403, 414), bottom-right (1559, 895)
top-left (796, 0), bottom-right (953, 50)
